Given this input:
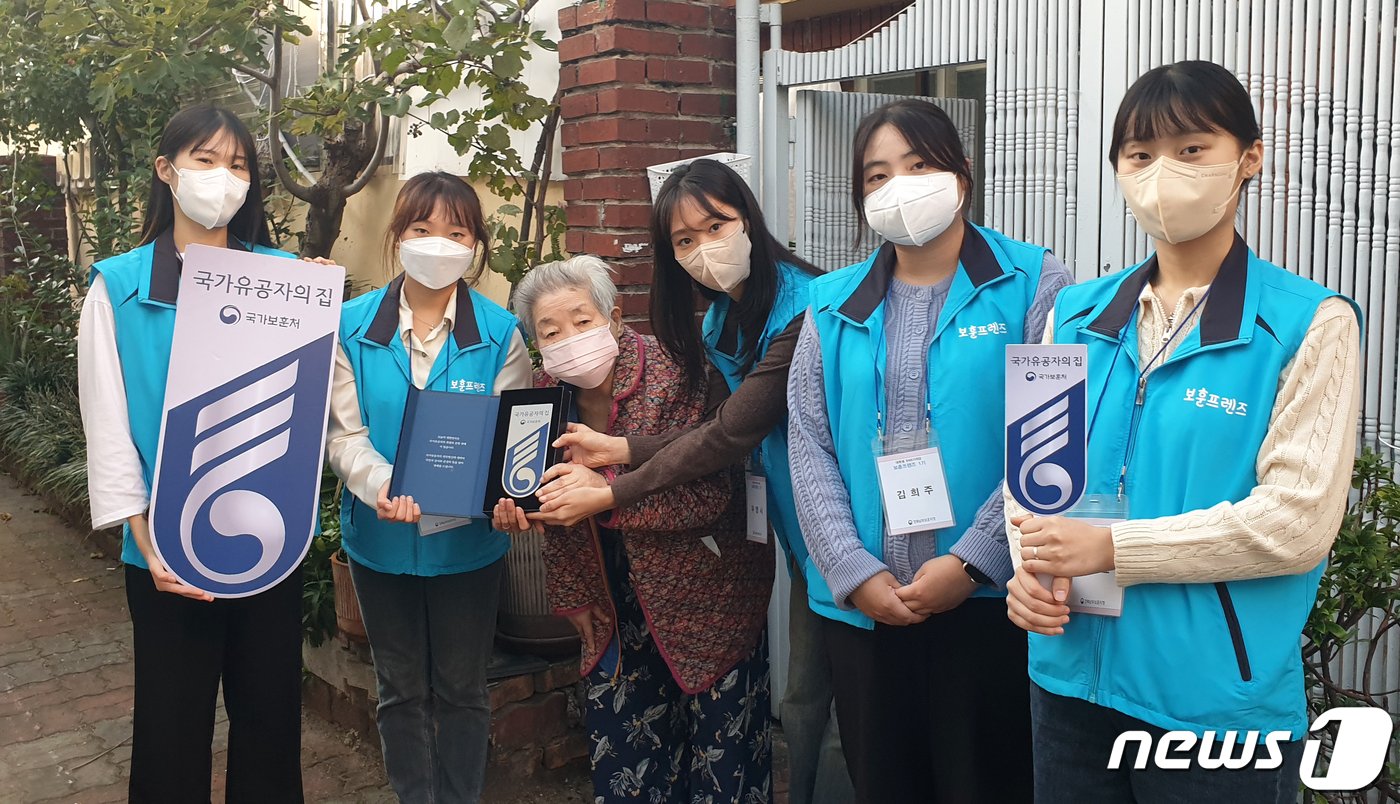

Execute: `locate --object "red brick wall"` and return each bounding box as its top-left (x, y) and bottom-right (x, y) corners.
top-left (557, 0), bottom-right (737, 330)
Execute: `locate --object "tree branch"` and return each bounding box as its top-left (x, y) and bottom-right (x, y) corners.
top-left (514, 0), bottom-right (542, 25)
top-left (267, 31), bottom-right (315, 204)
top-left (188, 24), bottom-right (219, 49)
top-left (525, 92), bottom-right (560, 259)
top-left (231, 61), bottom-right (276, 88)
top-left (342, 112), bottom-right (390, 195)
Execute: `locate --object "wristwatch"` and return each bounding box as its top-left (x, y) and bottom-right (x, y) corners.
top-left (962, 560), bottom-right (994, 587)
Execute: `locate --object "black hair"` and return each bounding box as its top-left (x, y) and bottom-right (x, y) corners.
top-left (850, 98), bottom-right (973, 233)
top-left (649, 159), bottom-right (822, 389)
top-left (139, 105), bottom-right (273, 247)
top-left (1109, 61), bottom-right (1262, 166)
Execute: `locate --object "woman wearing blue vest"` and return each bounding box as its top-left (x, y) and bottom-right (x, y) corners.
top-left (786, 98), bottom-right (1072, 803)
top-left (326, 171), bottom-right (531, 803)
top-left (524, 159), bottom-right (852, 804)
top-left (78, 106), bottom-right (305, 802)
top-left (1005, 61), bottom-right (1362, 803)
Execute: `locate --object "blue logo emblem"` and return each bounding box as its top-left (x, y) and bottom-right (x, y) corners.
top-left (149, 334), bottom-right (333, 597)
top-left (219, 305), bottom-right (241, 324)
top-left (1006, 380), bottom-right (1087, 515)
top-left (503, 422), bottom-right (550, 498)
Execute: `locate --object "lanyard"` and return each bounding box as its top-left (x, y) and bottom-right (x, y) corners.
top-left (1111, 288), bottom-right (1212, 498)
top-left (872, 323), bottom-right (934, 442)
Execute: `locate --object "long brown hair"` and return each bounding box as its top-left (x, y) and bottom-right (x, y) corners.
top-left (383, 171), bottom-right (491, 284)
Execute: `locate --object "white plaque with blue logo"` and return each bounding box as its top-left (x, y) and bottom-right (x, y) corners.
top-left (1005, 343), bottom-right (1088, 516)
top-left (147, 244), bottom-right (345, 598)
top-left (1006, 343), bottom-right (1124, 616)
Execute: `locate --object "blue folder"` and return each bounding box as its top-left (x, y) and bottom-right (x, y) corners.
top-left (388, 386), bottom-right (571, 519)
top-left (388, 388), bottom-right (501, 520)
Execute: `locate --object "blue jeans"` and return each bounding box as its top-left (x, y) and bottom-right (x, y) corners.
top-left (1030, 683), bottom-right (1305, 803)
top-left (782, 566), bottom-right (854, 804)
top-left (350, 558), bottom-right (504, 804)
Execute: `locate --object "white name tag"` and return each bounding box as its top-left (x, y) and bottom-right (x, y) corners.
top-left (420, 515), bottom-right (472, 537)
top-left (746, 473), bottom-right (768, 544)
top-left (1040, 565), bottom-right (1123, 617)
top-left (876, 447), bottom-right (956, 536)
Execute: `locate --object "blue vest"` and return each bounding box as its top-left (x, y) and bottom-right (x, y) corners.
top-left (1032, 237), bottom-right (1360, 737)
top-left (88, 231), bottom-right (294, 568)
top-left (701, 262), bottom-right (815, 574)
top-left (337, 275), bottom-right (518, 576)
top-left (808, 223), bottom-right (1047, 628)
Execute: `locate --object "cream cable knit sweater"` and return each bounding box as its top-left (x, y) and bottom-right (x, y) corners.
top-left (1006, 287), bottom-right (1361, 586)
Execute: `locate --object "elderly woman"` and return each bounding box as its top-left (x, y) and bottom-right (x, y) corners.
top-left (494, 255), bottom-right (774, 803)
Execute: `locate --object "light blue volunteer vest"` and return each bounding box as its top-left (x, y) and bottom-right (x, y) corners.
top-left (808, 222), bottom-right (1047, 629)
top-left (337, 275), bottom-right (517, 576)
top-left (1032, 236), bottom-right (1360, 738)
top-left (701, 261), bottom-right (815, 576)
top-left (88, 230), bottom-right (295, 569)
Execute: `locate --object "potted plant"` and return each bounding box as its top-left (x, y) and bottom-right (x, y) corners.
top-left (303, 468), bottom-right (366, 645)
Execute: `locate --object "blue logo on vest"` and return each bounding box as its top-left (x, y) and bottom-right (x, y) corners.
top-left (149, 334), bottom-right (333, 597)
top-left (1006, 381), bottom-right (1087, 515)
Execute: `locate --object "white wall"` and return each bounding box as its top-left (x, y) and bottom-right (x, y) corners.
top-left (396, 0), bottom-right (568, 181)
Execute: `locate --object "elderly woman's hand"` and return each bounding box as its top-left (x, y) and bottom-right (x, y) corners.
top-left (530, 463), bottom-right (614, 527)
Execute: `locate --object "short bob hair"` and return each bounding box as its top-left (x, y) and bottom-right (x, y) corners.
top-left (512, 255), bottom-right (619, 340)
top-left (1108, 61), bottom-right (1262, 166)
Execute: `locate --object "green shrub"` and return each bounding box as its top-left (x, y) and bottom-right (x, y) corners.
top-left (1303, 447), bottom-right (1400, 802)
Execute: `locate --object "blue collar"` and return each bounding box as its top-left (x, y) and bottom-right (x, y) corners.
top-left (833, 220), bottom-right (1009, 324)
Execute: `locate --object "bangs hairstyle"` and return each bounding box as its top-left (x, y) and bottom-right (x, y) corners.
top-left (850, 99), bottom-right (973, 233)
top-left (1109, 61), bottom-right (1262, 166)
top-left (139, 105), bottom-right (272, 247)
top-left (383, 171), bottom-right (490, 285)
top-left (649, 158), bottom-right (822, 389)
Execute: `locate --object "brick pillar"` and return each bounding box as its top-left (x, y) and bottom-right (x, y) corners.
top-left (557, 0), bottom-right (737, 330)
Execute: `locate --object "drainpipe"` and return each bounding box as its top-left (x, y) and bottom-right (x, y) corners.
top-left (735, 0), bottom-right (761, 167)
top-left (760, 1), bottom-right (786, 242)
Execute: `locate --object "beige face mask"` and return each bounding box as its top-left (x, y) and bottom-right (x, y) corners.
top-left (676, 224), bottom-right (752, 293)
top-left (1117, 154), bottom-right (1247, 245)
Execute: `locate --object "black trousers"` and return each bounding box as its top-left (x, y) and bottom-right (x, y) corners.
top-left (124, 564), bottom-right (304, 803)
top-left (824, 597), bottom-right (1033, 804)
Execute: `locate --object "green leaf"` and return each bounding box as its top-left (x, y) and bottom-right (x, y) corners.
top-left (491, 50), bottom-right (523, 78)
top-left (443, 14), bottom-right (473, 50)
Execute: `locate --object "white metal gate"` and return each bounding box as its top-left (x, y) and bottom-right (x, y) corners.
top-left (793, 91), bottom-right (979, 270)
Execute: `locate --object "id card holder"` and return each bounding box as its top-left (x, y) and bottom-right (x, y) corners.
top-left (874, 429), bottom-right (956, 536)
top-left (1036, 493), bottom-right (1128, 617)
top-left (745, 453), bottom-right (768, 544)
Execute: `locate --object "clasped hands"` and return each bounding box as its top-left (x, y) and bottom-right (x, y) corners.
top-left (1005, 514), bottom-right (1115, 636)
top-left (848, 555), bottom-right (978, 626)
